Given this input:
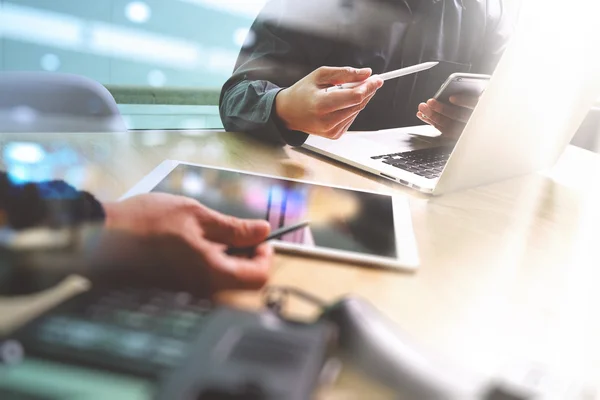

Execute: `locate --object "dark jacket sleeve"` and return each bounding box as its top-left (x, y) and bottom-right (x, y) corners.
top-left (0, 171), bottom-right (105, 230)
top-left (473, 0), bottom-right (513, 74)
top-left (219, 0), bottom-right (331, 146)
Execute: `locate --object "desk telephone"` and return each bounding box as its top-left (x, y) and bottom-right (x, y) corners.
top-left (0, 228), bottom-right (593, 399)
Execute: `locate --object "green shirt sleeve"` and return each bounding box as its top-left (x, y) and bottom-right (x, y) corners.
top-left (220, 81), bottom-right (308, 146)
top-left (219, 0), bottom-right (330, 146)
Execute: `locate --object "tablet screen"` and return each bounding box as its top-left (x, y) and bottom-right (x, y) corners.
top-left (151, 164), bottom-right (398, 259)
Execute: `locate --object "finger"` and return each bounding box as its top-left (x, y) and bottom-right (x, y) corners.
top-left (417, 112), bottom-right (463, 138)
top-left (417, 112), bottom-right (444, 132)
top-left (449, 95), bottom-right (479, 110)
top-left (426, 99), bottom-right (472, 124)
top-left (326, 90), bottom-right (377, 138)
top-left (319, 77), bottom-right (383, 113)
top-left (205, 244), bottom-right (273, 290)
top-left (321, 90), bottom-right (377, 131)
top-left (331, 114), bottom-right (359, 140)
top-left (314, 66), bottom-right (372, 86)
top-left (201, 210), bottom-right (271, 247)
top-left (310, 110), bottom-right (357, 138)
top-left (418, 103), bottom-right (452, 129)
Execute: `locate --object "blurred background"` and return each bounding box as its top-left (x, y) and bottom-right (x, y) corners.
top-left (0, 0), bottom-right (598, 148)
top-left (0, 0), bottom-right (268, 130)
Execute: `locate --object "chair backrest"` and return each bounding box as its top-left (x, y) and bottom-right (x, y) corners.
top-left (0, 72), bottom-right (126, 133)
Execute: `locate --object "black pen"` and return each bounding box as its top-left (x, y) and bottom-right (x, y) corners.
top-left (226, 220), bottom-right (310, 256)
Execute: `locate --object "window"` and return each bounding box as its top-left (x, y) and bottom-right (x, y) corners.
top-left (2, 0), bottom-right (598, 137)
top-left (0, 0), bottom-right (268, 129)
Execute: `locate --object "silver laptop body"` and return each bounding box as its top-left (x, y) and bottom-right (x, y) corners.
top-left (303, 1), bottom-right (600, 195)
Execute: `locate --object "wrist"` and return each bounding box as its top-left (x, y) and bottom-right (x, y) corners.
top-left (274, 88), bottom-right (295, 131)
top-left (102, 202), bottom-right (120, 229)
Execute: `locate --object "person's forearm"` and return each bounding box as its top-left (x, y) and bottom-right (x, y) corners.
top-left (219, 79), bottom-right (308, 146)
top-left (219, 0), bottom-right (323, 146)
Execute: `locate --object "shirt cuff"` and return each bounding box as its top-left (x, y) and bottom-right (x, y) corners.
top-left (266, 88), bottom-right (309, 147)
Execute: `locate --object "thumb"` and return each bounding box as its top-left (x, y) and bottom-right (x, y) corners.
top-left (203, 212), bottom-right (271, 247)
top-left (314, 66), bottom-right (372, 85)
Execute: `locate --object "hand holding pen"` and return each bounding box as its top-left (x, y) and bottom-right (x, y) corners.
top-left (325, 62), bottom-right (438, 91)
top-left (226, 220), bottom-right (310, 256)
top-left (274, 62), bottom-right (437, 140)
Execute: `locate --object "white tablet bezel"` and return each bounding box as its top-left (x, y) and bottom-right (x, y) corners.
top-left (122, 160), bottom-right (419, 272)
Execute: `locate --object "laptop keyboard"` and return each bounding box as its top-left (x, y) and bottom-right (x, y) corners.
top-left (371, 146), bottom-right (454, 179)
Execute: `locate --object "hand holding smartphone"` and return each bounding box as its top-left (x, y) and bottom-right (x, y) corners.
top-left (418, 73), bottom-right (490, 137)
top-left (433, 73), bottom-right (490, 105)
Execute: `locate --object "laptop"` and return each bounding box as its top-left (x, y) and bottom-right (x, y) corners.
top-left (302, 1), bottom-right (600, 195)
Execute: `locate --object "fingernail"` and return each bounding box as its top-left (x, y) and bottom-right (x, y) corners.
top-left (358, 67), bottom-right (371, 74)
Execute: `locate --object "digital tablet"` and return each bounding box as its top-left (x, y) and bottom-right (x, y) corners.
top-left (123, 160), bottom-right (419, 271)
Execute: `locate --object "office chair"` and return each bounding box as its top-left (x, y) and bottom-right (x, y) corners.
top-left (0, 72), bottom-right (126, 133)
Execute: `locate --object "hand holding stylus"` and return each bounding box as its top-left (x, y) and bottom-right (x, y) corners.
top-left (103, 193), bottom-right (273, 291)
top-left (275, 66), bottom-right (384, 140)
top-left (326, 62), bottom-right (438, 91)
top-left (275, 62), bottom-right (437, 140)
top-left (226, 220), bottom-right (310, 256)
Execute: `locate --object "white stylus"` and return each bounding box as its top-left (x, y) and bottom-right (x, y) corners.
top-left (325, 61), bottom-right (439, 92)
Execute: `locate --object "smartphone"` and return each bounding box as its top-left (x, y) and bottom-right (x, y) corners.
top-left (433, 73), bottom-right (490, 104)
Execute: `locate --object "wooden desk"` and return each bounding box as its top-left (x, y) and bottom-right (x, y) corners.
top-left (2, 130), bottom-right (600, 395)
